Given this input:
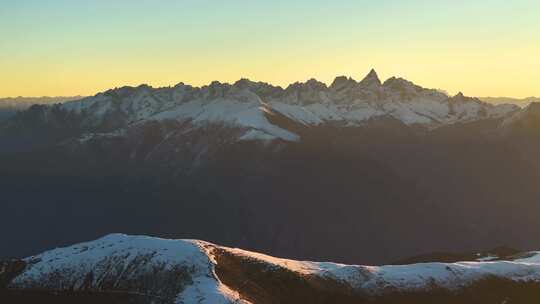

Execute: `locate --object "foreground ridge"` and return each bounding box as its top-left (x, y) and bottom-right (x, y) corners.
top-left (2, 234), bottom-right (540, 303)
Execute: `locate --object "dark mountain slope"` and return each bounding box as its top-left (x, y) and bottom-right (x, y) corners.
top-left (1, 77), bottom-right (539, 264)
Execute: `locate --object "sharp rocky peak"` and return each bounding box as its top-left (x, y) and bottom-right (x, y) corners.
top-left (359, 69), bottom-right (382, 87)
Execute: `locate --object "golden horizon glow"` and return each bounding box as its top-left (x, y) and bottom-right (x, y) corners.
top-left (1, 1), bottom-right (539, 98)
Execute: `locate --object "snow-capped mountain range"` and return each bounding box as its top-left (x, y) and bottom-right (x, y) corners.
top-left (2, 234), bottom-right (540, 303)
top-left (55, 69), bottom-right (519, 143)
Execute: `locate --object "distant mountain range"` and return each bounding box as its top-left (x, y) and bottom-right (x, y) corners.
top-left (480, 96), bottom-right (540, 108)
top-left (0, 96), bottom-right (83, 121)
top-left (0, 69), bottom-right (524, 145)
top-left (2, 234), bottom-right (540, 303)
top-left (2, 70), bottom-right (540, 266)
top-left (2, 84), bottom-right (536, 124)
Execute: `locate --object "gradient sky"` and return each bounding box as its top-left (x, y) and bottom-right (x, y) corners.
top-left (1, 0), bottom-right (539, 98)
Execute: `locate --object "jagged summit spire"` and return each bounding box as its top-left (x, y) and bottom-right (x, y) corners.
top-left (367, 68), bottom-right (378, 78)
top-left (359, 68), bottom-right (382, 86)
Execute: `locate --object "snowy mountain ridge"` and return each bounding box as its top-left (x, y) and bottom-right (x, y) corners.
top-left (4, 234), bottom-right (540, 304)
top-left (58, 70), bottom-right (520, 142)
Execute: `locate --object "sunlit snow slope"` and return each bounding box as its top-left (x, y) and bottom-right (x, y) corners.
top-left (3, 234), bottom-right (540, 303)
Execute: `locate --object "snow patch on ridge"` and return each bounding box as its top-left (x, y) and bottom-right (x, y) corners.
top-left (224, 246), bottom-right (540, 293)
top-left (9, 234), bottom-right (540, 300)
top-left (150, 99), bottom-right (299, 142)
